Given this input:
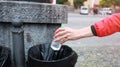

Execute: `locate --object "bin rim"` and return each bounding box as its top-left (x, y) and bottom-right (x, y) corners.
top-left (28, 45), bottom-right (77, 63)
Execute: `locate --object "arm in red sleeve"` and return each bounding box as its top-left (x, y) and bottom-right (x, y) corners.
top-left (94, 13), bottom-right (120, 37)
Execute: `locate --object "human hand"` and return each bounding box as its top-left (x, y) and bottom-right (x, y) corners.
top-left (54, 27), bottom-right (82, 44)
top-left (54, 27), bottom-right (93, 44)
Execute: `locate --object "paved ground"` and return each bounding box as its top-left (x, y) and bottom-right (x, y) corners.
top-left (63, 13), bottom-right (120, 67)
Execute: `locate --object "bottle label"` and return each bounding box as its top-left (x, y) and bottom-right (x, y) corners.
top-left (51, 41), bottom-right (61, 51)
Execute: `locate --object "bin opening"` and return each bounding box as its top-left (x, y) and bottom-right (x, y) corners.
top-left (28, 44), bottom-right (78, 67)
top-left (28, 44), bottom-right (75, 61)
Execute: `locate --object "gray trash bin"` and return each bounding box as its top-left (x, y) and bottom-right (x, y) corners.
top-left (27, 44), bottom-right (78, 67)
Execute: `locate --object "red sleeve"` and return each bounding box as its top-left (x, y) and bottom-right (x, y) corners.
top-left (94, 13), bottom-right (120, 37)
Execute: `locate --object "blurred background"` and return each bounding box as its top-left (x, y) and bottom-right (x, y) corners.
top-left (55, 0), bottom-right (120, 67)
top-left (56, 0), bottom-right (120, 15)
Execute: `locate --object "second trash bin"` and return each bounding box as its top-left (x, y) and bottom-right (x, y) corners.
top-left (28, 44), bottom-right (78, 67)
top-left (0, 46), bottom-right (11, 67)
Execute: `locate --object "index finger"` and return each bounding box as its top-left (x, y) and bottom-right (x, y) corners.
top-left (55, 28), bottom-right (65, 34)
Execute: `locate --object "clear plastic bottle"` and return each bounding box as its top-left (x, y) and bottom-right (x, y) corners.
top-left (50, 40), bottom-right (61, 51)
top-left (51, 25), bottom-right (64, 51)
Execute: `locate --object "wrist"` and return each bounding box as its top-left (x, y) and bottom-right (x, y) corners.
top-left (77, 26), bottom-right (94, 38)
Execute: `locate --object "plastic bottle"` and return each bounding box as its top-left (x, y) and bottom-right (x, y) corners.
top-left (50, 25), bottom-right (64, 51)
top-left (50, 41), bottom-right (61, 51)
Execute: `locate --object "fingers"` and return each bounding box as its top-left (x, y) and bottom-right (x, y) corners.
top-left (54, 30), bottom-right (68, 38)
top-left (55, 28), bottom-right (65, 34)
top-left (54, 36), bottom-right (68, 44)
top-left (60, 37), bottom-right (68, 44)
top-left (54, 33), bottom-right (69, 42)
top-left (54, 27), bottom-right (71, 44)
